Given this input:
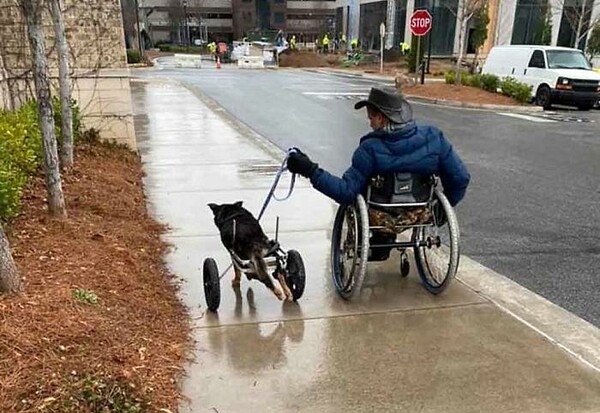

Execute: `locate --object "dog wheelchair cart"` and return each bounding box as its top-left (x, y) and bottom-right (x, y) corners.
top-left (202, 225), bottom-right (306, 312)
top-left (331, 173), bottom-right (460, 299)
top-left (202, 149), bottom-right (306, 312)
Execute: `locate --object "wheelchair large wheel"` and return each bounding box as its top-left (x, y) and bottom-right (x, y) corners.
top-left (413, 189), bottom-right (460, 294)
top-left (203, 258), bottom-right (221, 312)
top-left (331, 195), bottom-right (369, 299)
top-left (285, 249), bottom-right (306, 301)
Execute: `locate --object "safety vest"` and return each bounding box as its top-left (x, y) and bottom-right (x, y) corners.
top-left (322, 35), bottom-right (330, 46)
top-left (350, 38), bottom-right (358, 47)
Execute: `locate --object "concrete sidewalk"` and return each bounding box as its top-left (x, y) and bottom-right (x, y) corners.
top-left (131, 78), bottom-right (600, 413)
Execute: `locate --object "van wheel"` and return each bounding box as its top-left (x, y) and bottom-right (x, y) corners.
top-left (535, 85), bottom-right (552, 110)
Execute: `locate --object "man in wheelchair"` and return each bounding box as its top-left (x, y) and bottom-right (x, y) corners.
top-left (287, 86), bottom-right (470, 261)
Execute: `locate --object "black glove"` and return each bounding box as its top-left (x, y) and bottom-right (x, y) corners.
top-left (287, 149), bottom-right (318, 178)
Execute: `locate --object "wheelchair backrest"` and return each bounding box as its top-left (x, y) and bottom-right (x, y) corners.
top-left (366, 172), bottom-right (434, 205)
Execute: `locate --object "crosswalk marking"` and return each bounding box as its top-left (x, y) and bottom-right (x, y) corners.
top-left (496, 112), bottom-right (557, 123)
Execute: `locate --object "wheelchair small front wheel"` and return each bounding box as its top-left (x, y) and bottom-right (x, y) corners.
top-left (413, 189), bottom-right (460, 294)
top-left (400, 251), bottom-right (410, 277)
top-left (285, 249), bottom-right (306, 301)
top-left (203, 258), bottom-right (221, 312)
top-left (331, 195), bottom-right (369, 300)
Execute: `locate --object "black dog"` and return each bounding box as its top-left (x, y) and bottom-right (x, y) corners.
top-left (208, 201), bottom-right (292, 301)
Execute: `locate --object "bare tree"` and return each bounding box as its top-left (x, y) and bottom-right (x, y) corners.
top-left (0, 225), bottom-right (21, 294)
top-left (20, 0), bottom-right (67, 218)
top-left (441, 0), bottom-right (489, 85)
top-left (559, 0), bottom-right (600, 48)
top-left (48, 0), bottom-right (73, 169)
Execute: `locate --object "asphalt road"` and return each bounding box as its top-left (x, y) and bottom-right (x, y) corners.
top-left (133, 64), bottom-right (600, 326)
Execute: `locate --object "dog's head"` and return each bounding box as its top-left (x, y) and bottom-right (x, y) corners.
top-left (208, 201), bottom-right (244, 226)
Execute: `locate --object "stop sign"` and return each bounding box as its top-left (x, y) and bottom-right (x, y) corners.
top-left (410, 9), bottom-right (432, 36)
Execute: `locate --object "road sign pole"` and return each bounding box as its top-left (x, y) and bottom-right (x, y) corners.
top-left (380, 22), bottom-right (385, 74)
top-left (415, 36), bottom-right (421, 83)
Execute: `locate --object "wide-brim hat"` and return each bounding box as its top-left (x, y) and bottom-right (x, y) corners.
top-left (354, 86), bottom-right (413, 124)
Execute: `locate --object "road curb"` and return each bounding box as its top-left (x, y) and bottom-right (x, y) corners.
top-left (305, 68), bottom-right (543, 113)
top-left (403, 94), bottom-right (544, 113)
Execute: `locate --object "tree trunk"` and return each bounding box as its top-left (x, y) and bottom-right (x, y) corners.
top-left (50, 0), bottom-right (73, 169)
top-left (575, 0), bottom-right (587, 48)
top-left (22, 0), bottom-right (67, 218)
top-left (0, 225), bottom-right (21, 294)
top-left (455, 12), bottom-right (467, 85)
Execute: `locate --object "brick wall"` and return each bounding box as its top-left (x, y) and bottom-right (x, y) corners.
top-left (0, 0), bottom-right (136, 148)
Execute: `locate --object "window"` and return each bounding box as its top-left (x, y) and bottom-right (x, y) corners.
top-left (528, 50), bottom-right (545, 68)
top-left (274, 12), bottom-right (285, 24)
top-left (546, 50), bottom-right (592, 69)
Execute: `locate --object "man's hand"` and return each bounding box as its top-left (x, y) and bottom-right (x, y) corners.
top-left (287, 149), bottom-right (318, 178)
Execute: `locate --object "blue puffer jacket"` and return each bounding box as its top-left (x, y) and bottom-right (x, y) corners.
top-left (309, 121), bottom-right (470, 206)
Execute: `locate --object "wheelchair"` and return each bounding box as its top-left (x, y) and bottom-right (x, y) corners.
top-left (330, 173), bottom-right (460, 299)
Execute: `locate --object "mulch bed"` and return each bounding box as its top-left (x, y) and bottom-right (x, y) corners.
top-left (403, 83), bottom-right (524, 106)
top-left (0, 141), bottom-right (191, 412)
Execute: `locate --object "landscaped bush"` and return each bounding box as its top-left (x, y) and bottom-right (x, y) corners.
top-left (126, 49), bottom-right (141, 64)
top-left (465, 73), bottom-right (482, 88)
top-left (0, 102), bottom-right (42, 219)
top-left (444, 71), bottom-right (530, 103)
top-left (480, 73), bottom-right (500, 92)
top-left (500, 77), bottom-right (533, 103)
top-left (1, 99), bottom-right (82, 220)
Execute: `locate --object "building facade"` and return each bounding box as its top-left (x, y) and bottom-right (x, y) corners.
top-left (1, 0), bottom-right (137, 148)
top-left (138, 0), bottom-right (600, 57)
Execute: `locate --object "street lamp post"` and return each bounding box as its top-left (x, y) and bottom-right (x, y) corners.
top-left (183, 0), bottom-right (189, 47)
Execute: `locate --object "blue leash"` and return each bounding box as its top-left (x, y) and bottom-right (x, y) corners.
top-left (219, 148), bottom-right (298, 280)
top-left (257, 148), bottom-right (297, 221)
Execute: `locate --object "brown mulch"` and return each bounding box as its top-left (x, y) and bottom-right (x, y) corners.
top-left (403, 83), bottom-right (524, 106)
top-left (278, 50), bottom-right (343, 68)
top-left (0, 142), bottom-right (191, 412)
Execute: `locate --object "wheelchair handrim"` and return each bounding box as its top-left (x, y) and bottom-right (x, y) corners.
top-left (414, 190), bottom-right (460, 294)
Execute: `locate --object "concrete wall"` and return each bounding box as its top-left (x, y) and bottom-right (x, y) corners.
top-left (0, 0), bottom-right (136, 149)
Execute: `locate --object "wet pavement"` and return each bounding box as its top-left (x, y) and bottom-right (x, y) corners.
top-left (131, 78), bottom-right (600, 413)
top-left (133, 65), bottom-right (600, 327)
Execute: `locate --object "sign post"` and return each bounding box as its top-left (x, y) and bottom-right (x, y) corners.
top-left (380, 22), bottom-right (385, 74)
top-left (409, 9), bottom-right (432, 84)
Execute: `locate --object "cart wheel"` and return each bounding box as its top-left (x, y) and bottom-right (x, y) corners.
top-left (203, 258), bottom-right (220, 312)
top-left (286, 250), bottom-right (306, 301)
top-left (400, 251), bottom-right (410, 277)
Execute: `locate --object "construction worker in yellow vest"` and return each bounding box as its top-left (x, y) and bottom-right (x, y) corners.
top-left (290, 35), bottom-right (297, 50)
top-left (400, 41), bottom-right (410, 55)
top-left (350, 38), bottom-right (358, 51)
top-left (207, 41), bottom-right (217, 60)
top-left (322, 34), bottom-right (330, 53)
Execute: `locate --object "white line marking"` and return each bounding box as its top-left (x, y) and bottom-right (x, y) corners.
top-left (302, 91), bottom-right (369, 96)
top-left (497, 112), bottom-right (557, 123)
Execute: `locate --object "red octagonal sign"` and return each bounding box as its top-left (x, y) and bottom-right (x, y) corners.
top-left (410, 9), bottom-right (433, 36)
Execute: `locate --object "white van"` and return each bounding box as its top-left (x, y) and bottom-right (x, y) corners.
top-left (482, 45), bottom-right (600, 110)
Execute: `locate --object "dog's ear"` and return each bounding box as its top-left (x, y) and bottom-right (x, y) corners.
top-left (234, 201), bottom-right (243, 208)
top-left (208, 203), bottom-right (219, 212)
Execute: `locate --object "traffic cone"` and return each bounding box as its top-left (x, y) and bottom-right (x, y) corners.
top-left (216, 56), bottom-right (221, 69)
